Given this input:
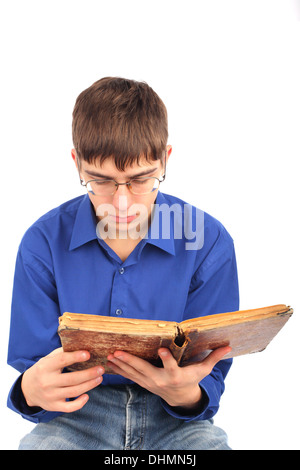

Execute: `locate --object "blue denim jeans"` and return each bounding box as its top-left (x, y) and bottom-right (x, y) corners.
top-left (19, 384), bottom-right (230, 450)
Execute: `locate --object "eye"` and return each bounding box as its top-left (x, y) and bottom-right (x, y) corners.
top-left (93, 180), bottom-right (114, 186)
top-left (132, 178), bottom-right (151, 184)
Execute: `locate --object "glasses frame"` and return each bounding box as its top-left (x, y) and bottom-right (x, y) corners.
top-left (78, 151), bottom-right (167, 196)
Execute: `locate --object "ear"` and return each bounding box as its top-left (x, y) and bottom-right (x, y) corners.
top-left (72, 149), bottom-right (85, 185)
top-left (71, 149), bottom-right (78, 169)
top-left (166, 145), bottom-right (172, 164)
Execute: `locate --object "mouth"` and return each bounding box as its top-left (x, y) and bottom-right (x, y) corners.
top-left (109, 214), bottom-right (138, 224)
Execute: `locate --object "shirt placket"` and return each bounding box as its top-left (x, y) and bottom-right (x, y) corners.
top-left (110, 264), bottom-right (128, 317)
top-left (97, 237), bottom-right (146, 318)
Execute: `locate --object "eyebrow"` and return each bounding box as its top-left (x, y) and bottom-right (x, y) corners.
top-left (83, 167), bottom-right (159, 180)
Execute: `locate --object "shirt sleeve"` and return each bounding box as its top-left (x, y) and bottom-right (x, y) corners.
top-left (161, 224), bottom-right (239, 422)
top-left (7, 227), bottom-right (63, 423)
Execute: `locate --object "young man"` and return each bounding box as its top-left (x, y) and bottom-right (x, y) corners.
top-left (7, 77), bottom-right (239, 450)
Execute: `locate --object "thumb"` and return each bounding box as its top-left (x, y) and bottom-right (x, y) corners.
top-left (47, 347), bottom-right (64, 357)
top-left (201, 346), bottom-right (232, 372)
top-left (158, 348), bottom-right (178, 371)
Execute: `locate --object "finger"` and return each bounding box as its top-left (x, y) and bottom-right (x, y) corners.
top-left (47, 347), bottom-right (64, 357)
top-left (107, 360), bottom-right (149, 390)
top-left (57, 365), bottom-right (104, 387)
top-left (107, 355), bottom-right (146, 380)
top-left (158, 348), bottom-right (178, 373)
top-left (55, 394), bottom-right (90, 413)
top-left (106, 360), bottom-right (130, 377)
top-left (45, 350), bottom-right (91, 372)
top-left (109, 351), bottom-right (156, 376)
top-left (57, 375), bottom-right (103, 400)
top-left (201, 346), bottom-right (232, 371)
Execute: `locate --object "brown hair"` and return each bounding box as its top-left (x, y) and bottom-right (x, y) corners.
top-left (72, 77), bottom-right (168, 170)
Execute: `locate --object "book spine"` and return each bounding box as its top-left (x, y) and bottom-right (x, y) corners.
top-left (164, 326), bottom-right (189, 364)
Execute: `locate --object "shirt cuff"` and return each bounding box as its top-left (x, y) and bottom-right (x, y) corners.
top-left (7, 374), bottom-right (62, 423)
top-left (160, 385), bottom-right (210, 422)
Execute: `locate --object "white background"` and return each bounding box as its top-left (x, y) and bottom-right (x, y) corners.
top-left (0, 0), bottom-right (299, 450)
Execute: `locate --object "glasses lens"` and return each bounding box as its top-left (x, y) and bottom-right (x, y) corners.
top-left (130, 177), bottom-right (160, 195)
top-left (87, 180), bottom-right (116, 196)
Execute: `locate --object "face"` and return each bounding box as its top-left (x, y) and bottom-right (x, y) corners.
top-left (72, 146), bottom-right (172, 239)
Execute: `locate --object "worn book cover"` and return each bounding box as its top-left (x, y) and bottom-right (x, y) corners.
top-left (58, 304), bottom-right (293, 373)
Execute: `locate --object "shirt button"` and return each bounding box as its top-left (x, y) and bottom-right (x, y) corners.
top-left (119, 268), bottom-right (125, 274)
top-left (115, 309), bottom-right (123, 316)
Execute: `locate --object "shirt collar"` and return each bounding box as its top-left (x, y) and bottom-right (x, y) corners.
top-left (69, 192), bottom-right (176, 256)
top-left (69, 195), bottom-right (98, 251)
top-left (145, 191), bottom-right (176, 256)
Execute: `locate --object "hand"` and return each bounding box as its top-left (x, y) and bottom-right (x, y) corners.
top-left (21, 347), bottom-right (104, 413)
top-left (107, 346), bottom-right (231, 410)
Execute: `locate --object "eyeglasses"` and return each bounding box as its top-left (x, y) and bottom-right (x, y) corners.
top-left (79, 152), bottom-right (167, 196)
top-left (81, 174), bottom-right (165, 196)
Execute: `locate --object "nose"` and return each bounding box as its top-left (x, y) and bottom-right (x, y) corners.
top-left (112, 184), bottom-right (132, 213)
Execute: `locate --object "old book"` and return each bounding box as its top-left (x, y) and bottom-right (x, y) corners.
top-left (58, 304), bottom-right (293, 373)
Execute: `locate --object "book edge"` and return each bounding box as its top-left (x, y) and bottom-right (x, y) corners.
top-left (180, 305), bottom-right (292, 332)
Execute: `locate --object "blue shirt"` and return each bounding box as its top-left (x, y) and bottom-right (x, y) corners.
top-left (7, 191), bottom-right (239, 423)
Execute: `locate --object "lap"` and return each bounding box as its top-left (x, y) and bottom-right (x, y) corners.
top-left (19, 385), bottom-right (230, 450)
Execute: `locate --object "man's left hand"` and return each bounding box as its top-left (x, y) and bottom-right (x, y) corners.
top-left (107, 346), bottom-right (231, 410)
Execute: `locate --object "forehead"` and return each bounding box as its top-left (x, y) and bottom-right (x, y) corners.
top-left (81, 156), bottom-right (161, 178)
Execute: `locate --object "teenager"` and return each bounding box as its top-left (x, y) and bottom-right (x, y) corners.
top-left (7, 77), bottom-right (239, 450)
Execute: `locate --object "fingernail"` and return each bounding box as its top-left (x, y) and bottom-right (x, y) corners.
top-left (160, 351), bottom-right (169, 357)
top-left (114, 353), bottom-right (124, 360)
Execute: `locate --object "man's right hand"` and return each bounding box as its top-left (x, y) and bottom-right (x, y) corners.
top-left (21, 347), bottom-right (104, 413)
